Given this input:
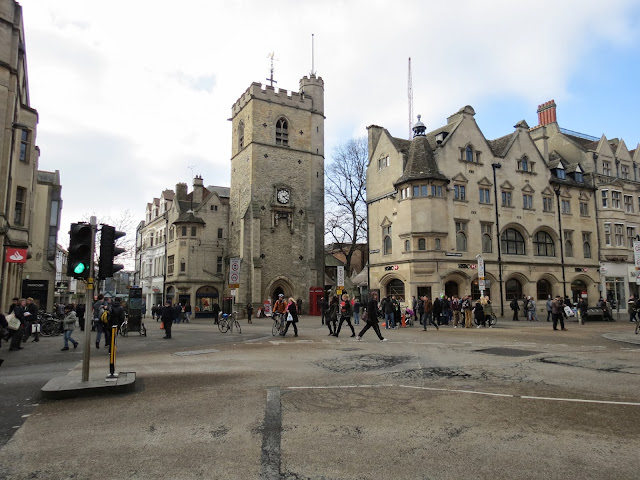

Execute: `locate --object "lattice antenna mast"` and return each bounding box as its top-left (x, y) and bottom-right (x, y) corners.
top-left (267, 52), bottom-right (278, 87)
top-left (311, 34), bottom-right (316, 76)
top-left (408, 57), bottom-right (413, 139)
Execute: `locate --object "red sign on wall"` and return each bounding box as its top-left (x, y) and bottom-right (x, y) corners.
top-left (5, 248), bottom-right (27, 263)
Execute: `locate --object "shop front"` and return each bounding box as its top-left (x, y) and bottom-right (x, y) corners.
top-left (195, 285), bottom-right (219, 318)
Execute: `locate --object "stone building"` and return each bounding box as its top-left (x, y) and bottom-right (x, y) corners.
top-left (0, 0), bottom-right (43, 310)
top-left (22, 170), bottom-right (62, 310)
top-left (531, 100), bottom-right (640, 306)
top-left (366, 106), bottom-right (600, 316)
top-left (227, 74), bottom-right (325, 310)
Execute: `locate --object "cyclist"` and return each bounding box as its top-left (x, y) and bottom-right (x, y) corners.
top-left (273, 294), bottom-right (288, 331)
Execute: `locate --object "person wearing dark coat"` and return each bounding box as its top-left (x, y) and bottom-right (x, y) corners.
top-left (320, 297), bottom-right (329, 326)
top-left (335, 293), bottom-right (356, 338)
top-left (246, 303), bottom-right (254, 323)
top-left (326, 296), bottom-right (339, 335)
top-left (473, 301), bottom-right (485, 328)
top-left (510, 298), bottom-right (520, 321)
top-left (212, 302), bottom-right (221, 324)
top-left (9, 298), bottom-right (26, 351)
top-left (161, 301), bottom-right (176, 339)
top-left (433, 297), bottom-right (442, 326)
top-left (356, 292), bottom-right (387, 341)
top-left (76, 302), bottom-right (86, 332)
top-left (281, 297), bottom-right (299, 337)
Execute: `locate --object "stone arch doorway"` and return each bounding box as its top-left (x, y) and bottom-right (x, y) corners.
top-left (273, 286), bottom-right (286, 301)
top-left (445, 280), bottom-right (459, 298)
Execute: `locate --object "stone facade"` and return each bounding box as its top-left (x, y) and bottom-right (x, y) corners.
top-left (0, 1), bottom-right (43, 310)
top-left (367, 106), bottom-right (600, 316)
top-left (228, 75), bottom-right (325, 310)
top-left (531, 100), bottom-right (640, 307)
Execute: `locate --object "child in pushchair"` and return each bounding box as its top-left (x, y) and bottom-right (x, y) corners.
top-left (404, 307), bottom-right (415, 327)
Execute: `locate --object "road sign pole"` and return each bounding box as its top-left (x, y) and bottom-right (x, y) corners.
top-left (82, 216), bottom-right (97, 382)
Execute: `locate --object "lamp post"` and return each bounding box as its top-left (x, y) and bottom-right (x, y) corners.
top-left (554, 186), bottom-right (567, 297)
top-left (491, 163), bottom-right (504, 316)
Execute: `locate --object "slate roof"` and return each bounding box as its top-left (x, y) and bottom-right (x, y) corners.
top-left (207, 186), bottom-right (230, 198)
top-left (487, 133), bottom-right (514, 157)
top-left (394, 135), bottom-right (448, 185)
top-left (173, 210), bottom-right (206, 225)
top-left (563, 132), bottom-right (597, 149)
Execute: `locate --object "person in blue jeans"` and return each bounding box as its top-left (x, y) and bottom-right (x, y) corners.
top-left (353, 298), bottom-right (361, 325)
top-left (61, 304), bottom-right (79, 351)
top-left (383, 296), bottom-right (395, 329)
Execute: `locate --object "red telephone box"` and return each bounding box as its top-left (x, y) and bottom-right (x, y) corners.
top-left (309, 286), bottom-right (324, 316)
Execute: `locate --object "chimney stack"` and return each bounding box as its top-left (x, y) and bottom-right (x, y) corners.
top-left (537, 100), bottom-right (557, 126)
top-left (193, 175), bottom-right (204, 204)
top-left (175, 182), bottom-right (188, 201)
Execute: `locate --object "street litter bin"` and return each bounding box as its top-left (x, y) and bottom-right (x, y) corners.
top-left (585, 307), bottom-right (604, 322)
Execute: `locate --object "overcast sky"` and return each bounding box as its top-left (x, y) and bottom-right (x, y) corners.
top-left (21, 0), bottom-right (640, 245)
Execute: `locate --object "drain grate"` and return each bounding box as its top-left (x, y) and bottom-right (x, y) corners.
top-left (476, 347), bottom-right (541, 357)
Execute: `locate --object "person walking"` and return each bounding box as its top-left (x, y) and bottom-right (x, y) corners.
top-left (551, 295), bottom-right (567, 331)
top-left (281, 297), bottom-right (299, 337)
top-left (423, 296), bottom-right (439, 331)
top-left (353, 298), bottom-right (361, 326)
top-left (417, 296), bottom-right (425, 327)
top-left (474, 300), bottom-right (485, 328)
top-left (107, 298), bottom-right (126, 352)
top-left (462, 295), bottom-right (473, 328)
top-left (76, 302), bottom-right (86, 332)
top-left (320, 297), bottom-right (329, 326)
top-left (327, 295), bottom-right (339, 336)
top-left (510, 297), bottom-right (520, 321)
top-left (161, 301), bottom-right (175, 339)
top-left (8, 298), bottom-right (26, 351)
top-left (246, 302), bottom-right (253, 324)
top-left (25, 297), bottom-right (40, 342)
top-left (212, 302), bottom-right (220, 324)
top-left (61, 304), bottom-right (79, 351)
top-left (526, 296), bottom-right (538, 321)
top-left (383, 296), bottom-right (395, 329)
top-left (296, 298), bottom-right (303, 316)
top-left (173, 303), bottom-right (182, 324)
top-left (433, 296), bottom-right (442, 326)
top-left (441, 296), bottom-right (451, 325)
top-left (93, 295), bottom-right (107, 349)
top-left (628, 295), bottom-right (636, 323)
top-left (451, 295), bottom-right (461, 328)
top-left (356, 292), bottom-right (387, 342)
top-left (335, 293), bottom-right (356, 338)
top-left (183, 303), bottom-right (192, 323)
top-left (545, 295), bottom-right (553, 322)
top-left (482, 296), bottom-right (494, 326)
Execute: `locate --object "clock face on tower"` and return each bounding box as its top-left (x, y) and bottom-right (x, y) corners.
top-left (277, 189), bottom-right (290, 204)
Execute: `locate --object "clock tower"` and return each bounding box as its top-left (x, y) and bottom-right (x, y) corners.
top-left (228, 74), bottom-right (325, 309)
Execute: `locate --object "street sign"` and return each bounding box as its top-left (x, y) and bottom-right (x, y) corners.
top-left (634, 241), bottom-right (640, 270)
top-left (337, 266), bottom-right (344, 288)
top-left (229, 258), bottom-right (241, 289)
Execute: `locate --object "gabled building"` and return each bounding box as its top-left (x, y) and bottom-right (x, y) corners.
top-left (367, 105), bottom-right (599, 313)
top-left (530, 100), bottom-right (640, 305)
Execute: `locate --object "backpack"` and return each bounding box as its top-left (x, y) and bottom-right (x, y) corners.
top-left (100, 309), bottom-right (110, 324)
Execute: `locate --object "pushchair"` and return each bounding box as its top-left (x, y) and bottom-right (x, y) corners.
top-left (404, 307), bottom-right (415, 327)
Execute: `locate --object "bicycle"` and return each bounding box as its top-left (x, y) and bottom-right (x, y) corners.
top-left (474, 313), bottom-right (498, 327)
top-left (218, 312), bottom-right (241, 334)
top-left (119, 317), bottom-right (147, 337)
top-left (40, 317), bottom-right (63, 336)
top-left (271, 312), bottom-right (286, 336)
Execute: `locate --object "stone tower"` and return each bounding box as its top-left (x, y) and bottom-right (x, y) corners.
top-left (228, 74), bottom-right (325, 308)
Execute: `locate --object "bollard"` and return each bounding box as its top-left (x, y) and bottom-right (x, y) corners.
top-left (107, 324), bottom-right (118, 380)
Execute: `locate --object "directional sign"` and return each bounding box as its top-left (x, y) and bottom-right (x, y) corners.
top-left (229, 258), bottom-right (241, 288)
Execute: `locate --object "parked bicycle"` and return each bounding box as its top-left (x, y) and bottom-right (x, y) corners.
top-left (119, 316), bottom-right (147, 337)
top-left (474, 313), bottom-right (498, 327)
top-left (40, 316), bottom-right (63, 336)
top-left (271, 312), bottom-right (285, 336)
top-left (218, 312), bottom-right (241, 334)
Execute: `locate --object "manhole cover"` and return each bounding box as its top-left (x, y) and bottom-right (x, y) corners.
top-left (476, 347), bottom-right (541, 357)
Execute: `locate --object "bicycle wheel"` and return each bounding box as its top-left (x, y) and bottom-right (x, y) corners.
top-left (41, 321), bottom-right (54, 336)
top-left (218, 320), bottom-right (229, 333)
top-left (272, 319), bottom-right (279, 336)
top-left (120, 323), bottom-right (128, 336)
top-left (636, 321), bottom-right (639, 334)
top-left (490, 314), bottom-right (497, 326)
top-left (140, 323), bottom-right (147, 337)
top-left (235, 321), bottom-right (242, 334)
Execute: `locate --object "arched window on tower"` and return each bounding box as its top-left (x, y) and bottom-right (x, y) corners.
top-left (238, 121), bottom-right (244, 150)
top-left (383, 225), bottom-right (392, 255)
top-left (276, 118), bottom-right (289, 146)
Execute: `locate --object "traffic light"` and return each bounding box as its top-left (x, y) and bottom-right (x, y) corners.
top-left (67, 223), bottom-right (92, 279)
top-left (98, 225), bottom-right (126, 279)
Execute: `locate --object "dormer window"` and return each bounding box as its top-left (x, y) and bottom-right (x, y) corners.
top-left (556, 165), bottom-right (566, 180)
top-left (574, 171), bottom-right (583, 183)
top-left (435, 132), bottom-right (448, 144)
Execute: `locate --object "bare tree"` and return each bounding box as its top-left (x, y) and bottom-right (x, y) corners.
top-left (78, 209), bottom-right (138, 268)
top-left (325, 137), bottom-right (368, 276)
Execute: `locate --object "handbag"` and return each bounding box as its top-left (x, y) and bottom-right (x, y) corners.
top-left (31, 323), bottom-right (41, 333)
top-left (160, 321), bottom-right (165, 330)
top-left (7, 312), bottom-right (20, 330)
top-left (286, 312), bottom-right (293, 322)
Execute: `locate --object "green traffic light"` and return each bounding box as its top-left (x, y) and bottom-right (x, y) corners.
top-left (74, 263), bottom-right (86, 274)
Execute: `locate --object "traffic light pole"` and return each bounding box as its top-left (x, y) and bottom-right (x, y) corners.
top-left (82, 216), bottom-right (97, 382)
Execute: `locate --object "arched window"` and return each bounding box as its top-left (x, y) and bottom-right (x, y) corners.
top-left (238, 121), bottom-right (244, 150)
top-left (387, 279), bottom-right (405, 302)
top-left (418, 238), bottom-right (426, 250)
top-left (536, 279), bottom-right (552, 300)
top-left (501, 228), bottom-right (526, 255)
top-left (505, 278), bottom-right (523, 300)
top-left (383, 225), bottom-right (392, 255)
top-left (456, 221), bottom-right (468, 252)
top-left (465, 145), bottom-right (474, 162)
top-left (583, 238), bottom-right (591, 258)
top-left (404, 239), bottom-right (411, 252)
top-left (518, 155), bottom-right (529, 172)
top-left (533, 231), bottom-right (555, 256)
top-left (276, 118), bottom-right (288, 146)
top-left (435, 238), bottom-right (441, 250)
top-left (565, 239), bottom-right (573, 257)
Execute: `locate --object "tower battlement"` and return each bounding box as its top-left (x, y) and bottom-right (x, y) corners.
top-left (232, 81), bottom-right (318, 116)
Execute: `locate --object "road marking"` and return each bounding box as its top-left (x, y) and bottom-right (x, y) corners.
top-left (288, 384), bottom-right (394, 390)
top-left (174, 349), bottom-right (219, 356)
top-left (260, 387), bottom-right (281, 479)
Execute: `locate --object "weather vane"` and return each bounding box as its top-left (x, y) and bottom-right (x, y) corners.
top-left (266, 52), bottom-right (278, 87)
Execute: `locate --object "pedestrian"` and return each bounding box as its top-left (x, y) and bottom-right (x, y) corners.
top-left (356, 292), bottom-right (387, 342)
top-left (510, 297), bottom-right (520, 321)
top-left (296, 298), bottom-right (303, 316)
top-left (25, 297), bottom-right (40, 342)
top-left (141, 301), bottom-right (147, 318)
top-left (246, 302), bottom-right (253, 324)
top-left (56, 302), bottom-right (66, 320)
top-left (161, 301), bottom-right (175, 339)
top-left (441, 296), bottom-right (451, 325)
top-left (76, 302), bottom-right (86, 331)
top-left (327, 295), bottom-right (339, 336)
top-left (61, 304), bottom-right (79, 351)
top-left (8, 298), bottom-right (26, 351)
top-left (320, 297), bottom-right (329, 326)
top-left (526, 296), bottom-right (538, 321)
top-left (462, 295), bottom-right (473, 328)
top-left (107, 297), bottom-right (126, 352)
top-left (451, 295), bottom-right (461, 328)
top-left (92, 295), bottom-right (107, 348)
top-left (433, 296), bottom-right (442, 326)
top-left (423, 296), bottom-right (439, 331)
top-left (474, 300), bottom-right (485, 328)
top-left (417, 296), bottom-right (425, 327)
top-left (184, 303), bottom-right (192, 323)
top-left (482, 296), bottom-right (494, 326)
top-left (628, 295), bottom-right (636, 323)
top-left (353, 298), bottom-right (361, 325)
top-left (577, 297), bottom-right (587, 322)
top-left (545, 295), bottom-right (553, 322)
top-left (335, 293), bottom-right (356, 338)
top-left (392, 296), bottom-right (401, 328)
top-left (212, 302), bottom-right (220, 324)
top-left (383, 296), bottom-right (395, 329)
top-left (174, 303), bottom-right (182, 324)
top-left (551, 295), bottom-right (567, 331)
top-left (281, 297), bottom-right (299, 337)
top-left (8, 297), bottom-right (18, 314)
top-left (0, 313), bottom-right (8, 351)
